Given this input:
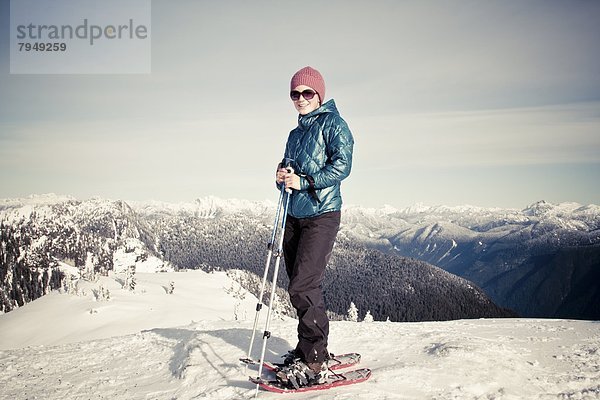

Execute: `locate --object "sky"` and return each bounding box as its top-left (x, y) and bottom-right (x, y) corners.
top-left (0, 0), bottom-right (599, 209)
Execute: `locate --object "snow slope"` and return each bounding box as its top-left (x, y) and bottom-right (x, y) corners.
top-left (0, 270), bottom-right (599, 399)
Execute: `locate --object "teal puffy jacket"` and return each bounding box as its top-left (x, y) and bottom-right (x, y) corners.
top-left (283, 99), bottom-right (354, 218)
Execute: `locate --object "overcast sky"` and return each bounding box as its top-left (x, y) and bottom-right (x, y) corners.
top-left (1, 0), bottom-right (599, 209)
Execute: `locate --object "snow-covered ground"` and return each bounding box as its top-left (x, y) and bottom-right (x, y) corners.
top-left (0, 270), bottom-right (598, 400)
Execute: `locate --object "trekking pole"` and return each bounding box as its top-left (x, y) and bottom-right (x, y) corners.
top-left (240, 184), bottom-right (285, 366)
top-left (254, 190), bottom-right (290, 397)
top-left (254, 161), bottom-right (293, 397)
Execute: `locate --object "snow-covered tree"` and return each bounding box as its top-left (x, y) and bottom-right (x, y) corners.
top-left (125, 265), bottom-right (136, 291)
top-left (363, 310), bottom-right (374, 323)
top-left (92, 285), bottom-right (110, 301)
top-left (81, 252), bottom-right (93, 280)
top-left (225, 280), bottom-right (247, 321)
top-left (347, 301), bottom-right (359, 322)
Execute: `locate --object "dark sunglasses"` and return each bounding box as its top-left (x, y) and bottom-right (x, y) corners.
top-left (290, 89), bottom-right (317, 101)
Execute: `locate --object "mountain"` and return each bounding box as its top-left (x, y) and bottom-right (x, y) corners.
top-left (134, 196), bottom-right (599, 319)
top-left (341, 201), bottom-right (600, 319)
top-left (0, 269), bottom-right (598, 400)
top-left (3, 194), bottom-right (598, 320)
top-left (0, 194), bottom-right (172, 313)
top-left (123, 196), bottom-right (515, 321)
top-left (0, 194), bottom-right (512, 322)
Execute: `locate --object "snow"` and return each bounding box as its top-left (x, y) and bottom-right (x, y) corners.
top-left (438, 239), bottom-right (458, 263)
top-left (129, 196), bottom-right (275, 219)
top-left (0, 270), bottom-right (254, 349)
top-left (1, 271), bottom-right (599, 399)
top-left (112, 238), bottom-right (174, 274)
top-left (0, 193), bottom-right (76, 209)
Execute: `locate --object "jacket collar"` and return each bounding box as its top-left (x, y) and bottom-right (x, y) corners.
top-left (298, 99), bottom-right (338, 129)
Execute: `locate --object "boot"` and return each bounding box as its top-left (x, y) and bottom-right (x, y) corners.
top-left (282, 349), bottom-right (300, 366)
top-left (306, 361), bottom-right (327, 384)
top-left (275, 360), bottom-right (327, 389)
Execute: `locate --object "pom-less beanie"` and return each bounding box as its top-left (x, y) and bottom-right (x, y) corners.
top-left (290, 66), bottom-right (326, 103)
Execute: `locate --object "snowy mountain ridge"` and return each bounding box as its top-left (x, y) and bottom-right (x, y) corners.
top-left (2, 194), bottom-right (598, 233)
top-left (1, 194), bottom-right (598, 319)
top-left (0, 194), bottom-right (515, 322)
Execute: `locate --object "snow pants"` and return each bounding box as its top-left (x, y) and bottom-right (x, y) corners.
top-left (283, 210), bottom-right (341, 364)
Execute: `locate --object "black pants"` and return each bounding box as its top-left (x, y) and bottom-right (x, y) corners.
top-left (283, 210), bottom-right (341, 364)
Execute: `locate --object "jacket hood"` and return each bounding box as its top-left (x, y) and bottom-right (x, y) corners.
top-left (298, 99), bottom-right (338, 129)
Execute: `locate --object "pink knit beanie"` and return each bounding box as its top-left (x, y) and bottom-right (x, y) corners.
top-left (290, 66), bottom-right (325, 103)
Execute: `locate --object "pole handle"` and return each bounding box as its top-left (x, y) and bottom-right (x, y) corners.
top-left (280, 158), bottom-right (294, 194)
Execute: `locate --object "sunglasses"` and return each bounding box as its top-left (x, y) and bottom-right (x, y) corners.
top-left (290, 89), bottom-right (317, 101)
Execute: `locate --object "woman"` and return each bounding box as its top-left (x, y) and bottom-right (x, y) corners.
top-left (275, 66), bottom-right (354, 388)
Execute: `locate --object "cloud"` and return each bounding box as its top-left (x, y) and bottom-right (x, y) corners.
top-left (353, 102), bottom-right (600, 169)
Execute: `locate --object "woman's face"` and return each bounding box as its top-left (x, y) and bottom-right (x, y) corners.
top-left (291, 85), bottom-right (321, 115)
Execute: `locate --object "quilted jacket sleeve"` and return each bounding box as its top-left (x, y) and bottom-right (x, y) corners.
top-left (307, 115), bottom-right (354, 190)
